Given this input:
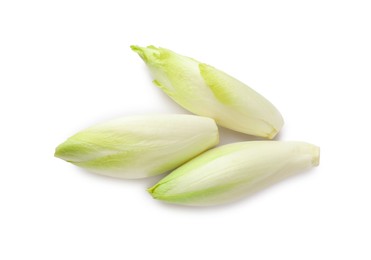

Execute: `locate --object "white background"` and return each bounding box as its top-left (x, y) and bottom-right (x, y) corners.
top-left (1, 0), bottom-right (370, 259)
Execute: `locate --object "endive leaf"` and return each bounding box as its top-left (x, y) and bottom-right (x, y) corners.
top-left (55, 115), bottom-right (219, 179)
top-left (131, 45), bottom-right (284, 138)
top-left (148, 141), bottom-right (320, 206)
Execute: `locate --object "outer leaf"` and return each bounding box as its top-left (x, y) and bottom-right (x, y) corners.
top-left (55, 115), bottom-right (219, 179)
top-left (131, 45), bottom-right (284, 138)
top-left (148, 141), bottom-right (320, 206)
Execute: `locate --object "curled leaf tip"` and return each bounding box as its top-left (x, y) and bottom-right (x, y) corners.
top-left (130, 45), bottom-right (146, 61)
top-left (130, 45), bottom-right (162, 64)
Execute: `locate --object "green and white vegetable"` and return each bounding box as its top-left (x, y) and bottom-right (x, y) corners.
top-left (55, 115), bottom-right (219, 179)
top-left (148, 141), bottom-right (320, 206)
top-left (131, 45), bottom-right (284, 138)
